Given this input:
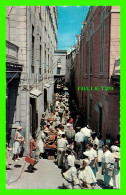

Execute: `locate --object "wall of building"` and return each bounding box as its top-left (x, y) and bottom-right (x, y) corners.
top-left (6, 6), bottom-right (58, 154)
top-left (74, 6), bottom-right (120, 139)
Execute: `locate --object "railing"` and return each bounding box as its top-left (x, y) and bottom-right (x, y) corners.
top-left (6, 40), bottom-right (19, 64)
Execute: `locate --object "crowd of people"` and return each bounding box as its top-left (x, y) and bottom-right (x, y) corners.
top-left (38, 91), bottom-right (120, 189)
top-left (6, 89), bottom-right (120, 189)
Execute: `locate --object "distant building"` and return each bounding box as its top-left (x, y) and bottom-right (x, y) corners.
top-left (6, 6), bottom-right (58, 154)
top-left (53, 50), bottom-right (67, 93)
top-left (74, 6), bottom-right (120, 139)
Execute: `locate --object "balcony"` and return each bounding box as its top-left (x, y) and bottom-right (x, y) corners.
top-left (6, 40), bottom-right (23, 79)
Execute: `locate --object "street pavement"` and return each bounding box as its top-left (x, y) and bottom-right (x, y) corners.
top-left (6, 156), bottom-right (104, 189)
top-left (6, 157), bottom-right (66, 189)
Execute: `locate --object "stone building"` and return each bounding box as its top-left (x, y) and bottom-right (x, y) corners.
top-left (53, 50), bottom-right (67, 93)
top-left (6, 6), bottom-right (58, 154)
top-left (74, 6), bottom-right (120, 139)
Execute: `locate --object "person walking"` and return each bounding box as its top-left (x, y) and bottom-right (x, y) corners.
top-left (80, 126), bottom-right (91, 153)
top-left (74, 129), bottom-right (84, 160)
top-left (97, 135), bottom-right (104, 167)
top-left (30, 134), bottom-right (37, 159)
top-left (86, 142), bottom-right (97, 177)
top-left (78, 159), bottom-right (97, 189)
top-left (89, 132), bottom-right (99, 151)
top-left (63, 159), bottom-right (80, 189)
top-left (57, 134), bottom-right (68, 168)
top-left (102, 145), bottom-right (115, 189)
top-left (36, 129), bottom-right (45, 158)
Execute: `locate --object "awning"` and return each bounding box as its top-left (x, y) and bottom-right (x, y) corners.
top-left (30, 88), bottom-right (42, 98)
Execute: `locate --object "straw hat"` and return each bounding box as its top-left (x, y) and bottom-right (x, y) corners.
top-left (83, 151), bottom-right (90, 157)
top-left (112, 152), bottom-right (120, 159)
top-left (17, 126), bottom-right (22, 130)
top-left (66, 123), bottom-right (71, 127)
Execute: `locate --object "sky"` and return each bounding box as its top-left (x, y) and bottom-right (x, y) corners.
top-left (57, 6), bottom-right (90, 53)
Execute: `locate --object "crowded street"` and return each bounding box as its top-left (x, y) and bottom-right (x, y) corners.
top-left (6, 85), bottom-right (119, 189)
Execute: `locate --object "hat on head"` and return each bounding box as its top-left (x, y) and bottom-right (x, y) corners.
top-left (112, 152), bottom-right (120, 159)
top-left (114, 141), bottom-right (119, 144)
top-left (17, 126), bottom-right (22, 130)
top-left (83, 151), bottom-right (90, 157)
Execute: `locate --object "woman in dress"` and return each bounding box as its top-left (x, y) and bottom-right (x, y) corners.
top-left (13, 126), bottom-right (24, 161)
top-left (78, 159), bottom-right (97, 189)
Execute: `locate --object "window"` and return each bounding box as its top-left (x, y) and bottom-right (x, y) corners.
top-left (86, 42), bottom-right (89, 74)
top-left (57, 67), bottom-right (60, 74)
top-left (100, 10), bottom-right (105, 74)
top-left (48, 54), bottom-right (49, 73)
top-left (31, 25), bottom-right (35, 73)
top-left (90, 25), bottom-right (93, 74)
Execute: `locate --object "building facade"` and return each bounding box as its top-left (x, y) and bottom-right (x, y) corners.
top-left (74, 6), bottom-right (120, 139)
top-left (6, 6), bottom-right (58, 154)
top-left (53, 50), bottom-right (67, 93)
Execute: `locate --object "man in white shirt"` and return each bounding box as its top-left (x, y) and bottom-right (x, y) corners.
top-left (102, 145), bottom-right (115, 188)
top-left (86, 142), bottom-right (97, 177)
top-left (63, 159), bottom-right (80, 189)
top-left (81, 125), bottom-right (91, 154)
top-left (74, 130), bottom-right (84, 160)
top-left (81, 126), bottom-right (91, 138)
top-left (88, 132), bottom-right (99, 151)
top-left (57, 134), bottom-right (68, 168)
top-left (66, 148), bottom-right (76, 168)
top-left (58, 126), bottom-right (65, 136)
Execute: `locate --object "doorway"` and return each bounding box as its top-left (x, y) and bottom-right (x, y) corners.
top-left (44, 89), bottom-right (47, 112)
top-left (30, 98), bottom-right (37, 136)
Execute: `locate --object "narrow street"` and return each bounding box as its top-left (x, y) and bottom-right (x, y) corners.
top-left (6, 6), bottom-right (120, 190)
